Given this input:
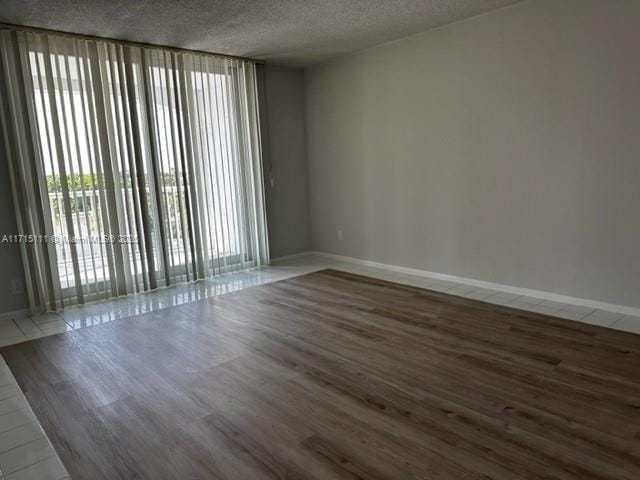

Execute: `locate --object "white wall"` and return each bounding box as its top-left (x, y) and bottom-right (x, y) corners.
top-left (304, 0), bottom-right (640, 307)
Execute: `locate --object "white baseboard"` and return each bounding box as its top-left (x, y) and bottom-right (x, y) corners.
top-left (311, 251), bottom-right (640, 318)
top-left (270, 251), bottom-right (314, 264)
top-left (0, 308), bottom-right (29, 322)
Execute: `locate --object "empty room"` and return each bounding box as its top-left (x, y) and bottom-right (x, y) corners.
top-left (0, 0), bottom-right (638, 478)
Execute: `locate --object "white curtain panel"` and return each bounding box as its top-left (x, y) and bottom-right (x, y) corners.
top-left (0, 27), bottom-right (269, 312)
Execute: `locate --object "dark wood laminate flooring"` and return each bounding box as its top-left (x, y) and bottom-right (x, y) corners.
top-left (2, 269), bottom-right (640, 479)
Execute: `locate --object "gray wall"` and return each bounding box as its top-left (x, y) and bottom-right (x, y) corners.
top-left (305, 0), bottom-right (640, 307)
top-left (263, 64), bottom-right (311, 259)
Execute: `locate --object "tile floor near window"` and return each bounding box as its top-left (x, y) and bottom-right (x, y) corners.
top-left (0, 252), bottom-right (639, 479)
top-left (0, 263), bottom-right (320, 348)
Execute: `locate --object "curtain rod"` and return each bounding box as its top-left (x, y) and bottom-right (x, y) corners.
top-left (0, 22), bottom-right (265, 64)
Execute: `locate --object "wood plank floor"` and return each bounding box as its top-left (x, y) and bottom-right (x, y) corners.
top-left (2, 269), bottom-right (640, 479)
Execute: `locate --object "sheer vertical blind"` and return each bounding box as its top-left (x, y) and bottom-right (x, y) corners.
top-left (0, 27), bottom-right (269, 312)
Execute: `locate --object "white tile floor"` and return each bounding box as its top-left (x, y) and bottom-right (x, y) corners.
top-left (0, 356), bottom-right (69, 480)
top-left (0, 252), bottom-right (639, 479)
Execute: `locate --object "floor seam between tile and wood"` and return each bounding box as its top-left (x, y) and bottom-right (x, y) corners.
top-left (1, 254), bottom-right (639, 350)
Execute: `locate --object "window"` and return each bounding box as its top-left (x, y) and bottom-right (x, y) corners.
top-left (0, 29), bottom-right (268, 310)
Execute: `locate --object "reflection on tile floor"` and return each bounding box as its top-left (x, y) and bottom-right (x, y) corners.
top-left (1, 253), bottom-right (640, 349)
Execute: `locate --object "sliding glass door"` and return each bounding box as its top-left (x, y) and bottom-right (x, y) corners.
top-left (0, 28), bottom-right (268, 312)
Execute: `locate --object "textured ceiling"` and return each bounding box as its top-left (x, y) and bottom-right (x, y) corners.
top-left (0, 0), bottom-right (524, 66)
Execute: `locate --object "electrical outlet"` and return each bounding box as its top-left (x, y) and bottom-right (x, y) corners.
top-left (11, 279), bottom-right (24, 295)
top-left (337, 229), bottom-right (343, 241)
top-left (270, 177), bottom-right (275, 188)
